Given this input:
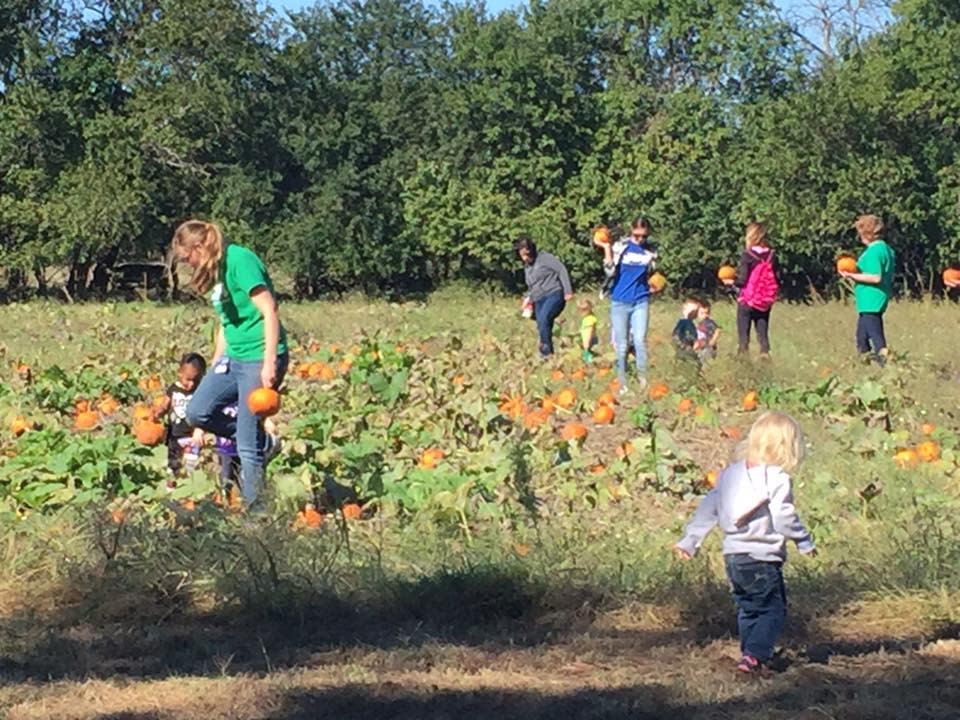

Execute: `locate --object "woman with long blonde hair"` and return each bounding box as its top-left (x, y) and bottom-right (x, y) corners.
top-left (172, 220), bottom-right (288, 511)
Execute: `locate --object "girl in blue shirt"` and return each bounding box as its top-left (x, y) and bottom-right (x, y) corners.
top-left (595, 217), bottom-right (658, 392)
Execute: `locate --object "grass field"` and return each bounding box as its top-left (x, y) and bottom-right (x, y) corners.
top-left (1, 292), bottom-right (960, 719)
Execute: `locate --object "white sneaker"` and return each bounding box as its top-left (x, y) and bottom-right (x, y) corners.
top-left (264, 433), bottom-right (283, 465)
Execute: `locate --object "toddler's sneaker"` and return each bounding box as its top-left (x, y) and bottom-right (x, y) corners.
top-left (264, 433), bottom-right (283, 465)
top-left (736, 655), bottom-right (761, 674)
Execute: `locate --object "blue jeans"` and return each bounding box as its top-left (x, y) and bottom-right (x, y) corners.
top-left (724, 554), bottom-right (787, 663)
top-left (856, 312), bottom-right (887, 358)
top-left (610, 299), bottom-right (649, 386)
top-left (186, 353), bottom-right (288, 508)
top-left (534, 291), bottom-right (566, 357)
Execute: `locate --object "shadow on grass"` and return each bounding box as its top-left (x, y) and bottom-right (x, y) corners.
top-left (80, 659), bottom-right (960, 720)
top-left (3, 521), bottom-right (958, 689)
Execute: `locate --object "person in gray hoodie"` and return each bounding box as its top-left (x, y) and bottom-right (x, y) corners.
top-left (675, 411), bottom-right (816, 674)
top-left (516, 238), bottom-right (573, 358)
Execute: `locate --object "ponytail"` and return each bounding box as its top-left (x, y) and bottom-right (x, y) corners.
top-left (172, 220), bottom-right (225, 293)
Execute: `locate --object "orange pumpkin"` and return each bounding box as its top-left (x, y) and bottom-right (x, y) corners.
top-left (677, 398), bottom-right (694, 414)
top-left (837, 256), bottom-right (858, 274)
top-left (741, 391), bottom-right (758, 412)
top-left (134, 420), bottom-right (166, 446)
top-left (592, 226), bottom-right (611, 245)
top-left (132, 404), bottom-right (153, 423)
top-left (893, 448), bottom-right (919, 468)
top-left (589, 463), bottom-right (606, 474)
top-left (75, 410), bottom-right (99, 430)
top-left (541, 396), bottom-right (557, 413)
top-left (648, 272), bottom-right (667, 293)
top-left (75, 399), bottom-right (91, 414)
top-left (917, 440), bottom-right (940, 463)
top-left (592, 405), bottom-right (615, 424)
top-left (97, 396), bottom-right (120, 415)
top-left (550, 369), bottom-right (565, 381)
top-left (722, 425), bottom-right (742, 440)
top-left (921, 423), bottom-right (936, 436)
top-left (570, 368), bottom-right (588, 381)
top-left (560, 422), bottom-right (589, 442)
top-left (943, 268), bottom-right (960, 286)
top-left (298, 505), bottom-right (323, 528)
top-left (555, 388), bottom-right (577, 409)
top-left (717, 265), bottom-right (736, 282)
top-left (342, 503), bottom-right (362, 520)
top-left (247, 387), bottom-right (280, 418)
top-left (615, 441), bottom-right (635, 458)
top-left (499, 394), bottom-right (527, 419)
top-left (524, 409), bottom-right (551, 429)
top-left (648, 383), bottom-right (669, 400)
top-left (597, 391), bottom-right (617, 407)
top-left (705, 470), bottom-right (719, 488)
top-left (10, 417), bottom-right (32, 436)
top-left (418, 448), bottom-right (445, 469)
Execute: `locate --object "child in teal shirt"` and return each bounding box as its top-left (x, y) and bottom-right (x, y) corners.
top-left (839, 214), bottom-right (896, 365)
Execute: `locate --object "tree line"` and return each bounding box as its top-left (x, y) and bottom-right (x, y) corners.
top-left (1, 0), bottom-right (958, 300)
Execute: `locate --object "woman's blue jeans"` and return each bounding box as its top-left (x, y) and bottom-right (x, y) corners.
top-left (534, 291), bottom-right (566, 358)
top-left (186, 353), bottom-right (288, 508)
top-left (610, 299), bottom-right (649, 386)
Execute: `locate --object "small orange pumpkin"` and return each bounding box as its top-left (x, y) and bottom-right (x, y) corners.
top-left (917, 440), bottom-right (940, 463)
top-left (705, 470), bottom-right (719, 488)
top-left (550, 369), bottom-right (565, 381)
top-left (677, 398), bottom-right (694, 414)
top-left (597, 391), bottom-right (617, 407)
top-left (592, 405), bottom-right (615, 424)
top-left (717, 265), bottom-right (736, 282)
top-left (342, 503), bottom-right (362, 520)
top-left (648, 272), bottom-right (667, 293)
top-left (75, 410), bottom-right (99, 430)
top-left (921, 423), bottom-right (936, 436)
top-left (893, 448), bottom-right (919, 468)
top-left (943, 268), bottom-right (960, 286)
top-left (10, 417), bottom-right (32, 436)
top-left (555, 388), bottom-right (577, 409)
top-left (592, 226), bottom-right (611, 245)
top-left (247, 387), bottom-right (281, 418)
top-left (524, 409), bottom-right (551, 430)
top-left (560, 422), bottom-right (589, 442)
top-left (418, 448), bottom-right (445, 469)
top-left (837, 256), bottom-right (858, 274)
top-left (648, 383), bottom-right (669, 400)
top-left (298, 505), bottom-right (323, 529)
top-left (741, 391), bottom-right (758, 412)
top-left (134, 420), bottom-right (166, 446)
top-left (570, 368), bottom-right (588, 381)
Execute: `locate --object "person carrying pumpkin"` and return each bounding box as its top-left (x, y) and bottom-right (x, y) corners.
top-left (150, 352), bottom-right (206, 487)
top-left (515, 238), bottom-right (574, 359)
top-left (722, 222), bottom-right (778, 359)
top-left (838, 214), bottom-right (896, 366)
top-left (173, 220), bottom-right (287, 512)
top-left (595, 217), bottom-right (657, 394)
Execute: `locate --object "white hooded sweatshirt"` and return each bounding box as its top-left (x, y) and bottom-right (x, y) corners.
top-left (676, 460), bottom-right (815, 562)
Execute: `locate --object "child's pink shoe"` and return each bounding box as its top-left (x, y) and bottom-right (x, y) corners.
top-left (736, 655), bottom-right (761, 674)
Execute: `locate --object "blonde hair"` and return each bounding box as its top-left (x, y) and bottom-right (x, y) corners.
top-left (855, 214), bottom-right (884, 242)
top-left (172, 220), bottom-right (225, 293)
top-left (736, 411), bottom-right (805, 472)
top-left (577, 297), bottom-right (593, 314)
top-left (745, 222), bottom-right (768, 249)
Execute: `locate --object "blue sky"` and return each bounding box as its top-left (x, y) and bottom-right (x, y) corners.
top-left (270, 0), bottom-right (815, 17)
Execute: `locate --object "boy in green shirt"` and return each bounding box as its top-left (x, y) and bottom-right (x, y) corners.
top-left (839, 214), bottom-right (895, 365)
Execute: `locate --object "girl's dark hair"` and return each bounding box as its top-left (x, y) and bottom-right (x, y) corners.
top-left (514, 237), bottom-right (537, 259)
top-left (180, 352), bottom-right (207, 376)
top-left (632, 217), bottom-right (653, 233)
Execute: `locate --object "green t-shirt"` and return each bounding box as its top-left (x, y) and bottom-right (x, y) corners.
top-left (854, 240), bottom-right (896, 313)
top-left (580, 314), bottom-right (598, 347)
top-left (210, 244), bottom-right (288, 361)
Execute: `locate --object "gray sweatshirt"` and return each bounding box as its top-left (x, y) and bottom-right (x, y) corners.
top-left (676, 460), bottom-right (815, 563)
top-left (524, 251), bottom-right (573, 302)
